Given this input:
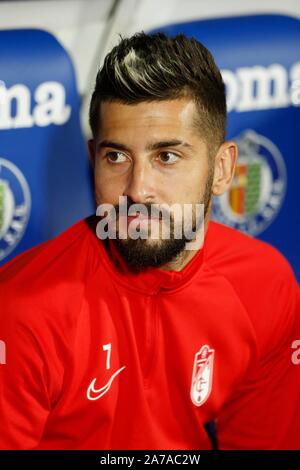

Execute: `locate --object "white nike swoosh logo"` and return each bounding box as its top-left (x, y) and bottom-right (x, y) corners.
top-left (87, 366), bottom-right (126, 401)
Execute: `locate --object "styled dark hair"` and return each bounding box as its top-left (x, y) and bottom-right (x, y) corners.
top-left (89, 31), bottom-right (226, 155)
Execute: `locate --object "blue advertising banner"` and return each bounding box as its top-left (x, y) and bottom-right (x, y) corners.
top-left (0, 29), bottom-right (94, 265)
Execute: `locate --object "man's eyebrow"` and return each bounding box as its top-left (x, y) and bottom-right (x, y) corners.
top-left (97, 139), bottom-right (193, 152)
top-left (146, 140), bottom-right (194, 151)
top-left (97, 140), bottom-right (129, 152)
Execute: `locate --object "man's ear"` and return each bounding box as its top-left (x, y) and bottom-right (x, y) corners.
top-left (88, 139), bottom-right (96, 169)
top-left (212, 141), bottom-right (238, 196)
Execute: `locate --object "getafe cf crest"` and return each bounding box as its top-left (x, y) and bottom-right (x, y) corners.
top-left (0, 158), bottom-right (31, 262)
top-left (190, 345), bottom-right (214, 407)
top-left (212, 130), bottom-right (287, 236)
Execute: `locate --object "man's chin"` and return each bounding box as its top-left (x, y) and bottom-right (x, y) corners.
top-left (114, 236), bottom-right (187, 273)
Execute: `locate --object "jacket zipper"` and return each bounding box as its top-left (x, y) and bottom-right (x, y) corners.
top-left (143, 291), bottom-right (160, 388)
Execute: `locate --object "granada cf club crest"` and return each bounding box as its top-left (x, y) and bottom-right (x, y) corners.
top-left (190, 345), bottom-right (214, 407)
top-left (0, 158), bottom-right (31, 261)
top-left (212, 130), bottom-right (287, 235)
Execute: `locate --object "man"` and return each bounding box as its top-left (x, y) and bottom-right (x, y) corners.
top-left (0, 32), bottom-right (299, 450)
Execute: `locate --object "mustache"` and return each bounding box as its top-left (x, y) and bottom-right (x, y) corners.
top-left (114, 198), bottom-right (172, 221)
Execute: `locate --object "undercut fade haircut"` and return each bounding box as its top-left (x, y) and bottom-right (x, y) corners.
top-left (89, 31), bottom-right (227, 156)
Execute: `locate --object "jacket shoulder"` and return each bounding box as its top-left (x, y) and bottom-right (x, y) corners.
top-left (0, 216), bottom-right (103, 325)
top-left (205, 221), bottom-right (296, 284)
top-left (205, 221), bottom-right (299, 355)
top-left (0, 216), bottom-right (100, 284)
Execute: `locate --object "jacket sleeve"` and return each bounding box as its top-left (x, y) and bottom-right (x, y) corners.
top-left (0, 315), bottom-right (49, 448)
top-left (217, 257), bottom-right (300, 450)
top-left (0, 288), bottom-right (64, 449)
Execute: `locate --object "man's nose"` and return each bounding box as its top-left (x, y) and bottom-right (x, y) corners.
top-left (123, 161), bottom-right (156, 203)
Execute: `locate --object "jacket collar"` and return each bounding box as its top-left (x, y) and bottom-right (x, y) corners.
top-left (93, 219), bottom-right (209, 295)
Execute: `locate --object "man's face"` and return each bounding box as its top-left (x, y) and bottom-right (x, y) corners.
top-left (91, 98), bottom-right (214, 271)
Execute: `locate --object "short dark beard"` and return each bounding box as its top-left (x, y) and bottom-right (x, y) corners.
top-left (115, 236), bottom-right (186, 272)
top-left (112, 168), bottom-right (214, 272)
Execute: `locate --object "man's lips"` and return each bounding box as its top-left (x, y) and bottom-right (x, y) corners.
top-left (118, 214), bottom-right (161, 228)
top-left (127, 214), bottom-right (160, 221)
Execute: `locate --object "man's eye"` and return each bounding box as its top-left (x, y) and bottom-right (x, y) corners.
top-left (106, 152), bottom-right (127, 164)
top-left (158, 152), bottom-right (180, 165)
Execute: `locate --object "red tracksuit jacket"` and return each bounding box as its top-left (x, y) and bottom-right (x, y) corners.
top-left (0, 216), bottom-right (299, 450)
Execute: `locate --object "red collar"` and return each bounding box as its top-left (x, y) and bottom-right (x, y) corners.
top-left (95, 225), bottom-right (209, 295)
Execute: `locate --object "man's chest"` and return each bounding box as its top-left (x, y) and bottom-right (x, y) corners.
top-left (41, 276), bottom-right (256, 449)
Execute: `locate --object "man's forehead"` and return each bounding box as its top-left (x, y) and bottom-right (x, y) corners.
top-left (96, 98), bottom-right (204, 148)
top-left (99, 98), bottom-right (198, 127)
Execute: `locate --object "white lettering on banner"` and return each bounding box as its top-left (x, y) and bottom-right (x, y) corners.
top-left (222, 61), bottom-right (300, 112)
top-left (291, 78), bottom-right (300, 105)
top-left (0, 81), bottom-right (71, 129)
top-left (1, 62), bottom-right (299, 129)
